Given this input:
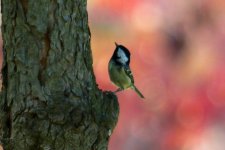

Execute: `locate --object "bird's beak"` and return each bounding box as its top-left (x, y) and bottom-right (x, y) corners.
top-left (115, 42), bottom-right (118, 47)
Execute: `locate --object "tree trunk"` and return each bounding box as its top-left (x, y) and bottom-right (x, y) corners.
top-left (0, 0), bottom-right (119, 150)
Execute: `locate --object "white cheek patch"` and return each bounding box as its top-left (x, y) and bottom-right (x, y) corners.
top-left (117, 48), bottom-right (128, 64)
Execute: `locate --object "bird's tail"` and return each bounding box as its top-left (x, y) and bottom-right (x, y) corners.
top-left (132, 85), bottom-right (144, 99)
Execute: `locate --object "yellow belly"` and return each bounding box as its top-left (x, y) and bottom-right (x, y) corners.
top-left (108, 61), bottom-right (132, 89)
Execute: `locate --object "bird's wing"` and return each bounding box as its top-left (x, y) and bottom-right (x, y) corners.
top-left (124, 65), bottom-right (134, 84)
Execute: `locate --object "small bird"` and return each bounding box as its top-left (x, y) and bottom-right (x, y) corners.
top-left (108, 42), bottom-right (144, 98)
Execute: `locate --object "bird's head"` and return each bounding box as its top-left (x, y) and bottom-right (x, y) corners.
top-left (112, 42), bottom-right (130, 65)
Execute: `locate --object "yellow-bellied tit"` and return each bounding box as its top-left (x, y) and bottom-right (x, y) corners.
top-left (108, 42), bottom-right (144, 99)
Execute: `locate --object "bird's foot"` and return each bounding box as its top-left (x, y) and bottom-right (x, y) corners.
top-left (114, 88), bottom-right (123, 93)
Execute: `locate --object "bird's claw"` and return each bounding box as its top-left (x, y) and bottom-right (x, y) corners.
top-left (114, 88), bottom-right (123, 93)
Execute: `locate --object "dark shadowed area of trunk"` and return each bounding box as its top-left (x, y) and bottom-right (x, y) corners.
top-left (0, 0), bottom-right (119, 149)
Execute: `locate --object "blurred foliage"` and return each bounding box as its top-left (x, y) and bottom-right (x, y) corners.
top-left (88, 0), bottom-right (225, 150)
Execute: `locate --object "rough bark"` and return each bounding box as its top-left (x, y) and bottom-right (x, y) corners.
top-left (0, 0), bottom-right (119, 150)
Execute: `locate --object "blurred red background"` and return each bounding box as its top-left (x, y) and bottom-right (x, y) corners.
top-left (88, 0), bottom-right (225, 150)
top-left (1, 0), bottom-right (225, 150)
